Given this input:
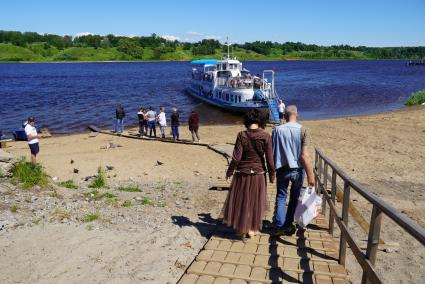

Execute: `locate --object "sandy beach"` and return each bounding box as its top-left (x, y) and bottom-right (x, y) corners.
top-left (1, 106), bottom-right (424, 283)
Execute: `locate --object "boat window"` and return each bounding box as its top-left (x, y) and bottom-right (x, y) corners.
top-left (230, 95), bottom-right (234, 102)
top-left (226, 93), bottom-right (229, 101)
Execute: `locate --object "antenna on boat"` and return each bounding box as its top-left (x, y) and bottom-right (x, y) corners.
top-left (226, 36), bottom-right (230, 59)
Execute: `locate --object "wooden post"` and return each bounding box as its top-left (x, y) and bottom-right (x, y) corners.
top-left (361, 205), bottom-right (383, 284)
top-left (322, 163), bottom-right (328, 213)
top-left (329, 170), bottom-right (337, 235)
top-left (339, 181), bottom-right (350, 266)
top-left (317, 156), bottom-right (323, 194)
top-left (314, 150), bottom-right (319, 189)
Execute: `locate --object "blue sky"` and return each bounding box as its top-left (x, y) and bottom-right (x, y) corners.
top-left (1, 0), bottom-right (424, 46)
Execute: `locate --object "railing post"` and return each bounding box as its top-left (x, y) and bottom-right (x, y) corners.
top-left (361, 205), bottom-right (383, 284)
top-left (322, 163), bottom-right (328, 214)
top-left (339, 181), bottom-right (350, 266)
top-left (329, 170), bottom-right (337, 235)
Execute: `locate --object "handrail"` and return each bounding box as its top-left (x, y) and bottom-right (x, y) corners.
top-left (314, 147), bottom-right (425, 284)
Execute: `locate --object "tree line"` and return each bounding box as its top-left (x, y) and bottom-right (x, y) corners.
top-left (1, 30), bottom-right (424, 59)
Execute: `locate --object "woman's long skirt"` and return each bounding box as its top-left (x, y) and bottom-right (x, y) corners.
top-left (220, 173), bottom-right (268, 233)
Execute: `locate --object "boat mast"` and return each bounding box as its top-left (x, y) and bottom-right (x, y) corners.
top-left (226, 36), bottom-right (230, 59)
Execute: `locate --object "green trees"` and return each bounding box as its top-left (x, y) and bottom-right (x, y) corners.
top-left (117, 38), bottom-right (144, 59)
top-left (192, 39), bottom-right (221, 55)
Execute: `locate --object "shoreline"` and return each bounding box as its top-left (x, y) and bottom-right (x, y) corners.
top-left (0, 58), bottom-right (414, 64)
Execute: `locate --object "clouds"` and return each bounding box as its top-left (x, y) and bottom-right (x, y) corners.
top-left (186, 31), bottom-right (203, 36)
top-left (74, 32), bottom-right (93, 37)
top-left (185, 31), bottom-right (222, 42)
top-left (161, 35), bottom-right (181, 41)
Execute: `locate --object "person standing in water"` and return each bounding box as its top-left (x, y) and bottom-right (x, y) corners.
top-left (24, 117), bottom-right (41, 164)
top-left (220, 109), bottom-right (275, 239)
top-left (188, 110), bottom-right (200, 142)
top-left (170, 108), bottom-right (180, 141)
top-left (158, 107), bottom-right (167, 139)
top-left (115, 104), bottom-right (125, 134)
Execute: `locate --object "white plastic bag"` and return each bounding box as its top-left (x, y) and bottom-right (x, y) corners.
top-left (294, 186), bottom-right (322, 228)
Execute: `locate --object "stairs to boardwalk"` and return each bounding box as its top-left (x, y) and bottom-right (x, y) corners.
top-left (267, 98), bottom-right (280, 125)
top-left (178, 185), bottom-right (348, 284)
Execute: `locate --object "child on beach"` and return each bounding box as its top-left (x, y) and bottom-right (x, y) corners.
top-left (146, 106), bottom-right (157, 137)
top-left (188, 110), bottom-right (200, 142)
top-left (24, 117), bottom-right (41, 164)
top-left (170, 108), bottom-right (180, 141)
top-left (115, 104), bottom-right (125, 134)
top-left (158, 107), bottom-right (167, 139)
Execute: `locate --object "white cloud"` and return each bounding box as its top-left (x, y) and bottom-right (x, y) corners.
top-left (204, 35), bottom-right (222, 40)
top-left (186, 31), bottom-right (203, 36)
top-left (74, 32), bottom-right (94, 37)
top-left (161, 35), bottom-right (181, 41)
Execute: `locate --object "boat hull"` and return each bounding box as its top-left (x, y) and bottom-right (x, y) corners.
top-left (185, 87), bottom-right (269, 113)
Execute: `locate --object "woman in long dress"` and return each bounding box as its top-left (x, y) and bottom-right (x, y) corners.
top-left (221, 109), bottom-right (275, 238)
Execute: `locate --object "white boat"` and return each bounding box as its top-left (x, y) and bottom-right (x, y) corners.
top-left (185, 53), bottom-right (281, 123)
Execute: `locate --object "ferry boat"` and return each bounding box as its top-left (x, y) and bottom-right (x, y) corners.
top-left (185, 53), bottom-right (281, 123)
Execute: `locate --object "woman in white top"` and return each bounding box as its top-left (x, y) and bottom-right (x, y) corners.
top-left (24, 117), bottom-right (41, 163)
top-left (158, 107), bottom-right (167, 139)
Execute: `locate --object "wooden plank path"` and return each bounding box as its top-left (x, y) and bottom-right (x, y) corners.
top-left (178, 184), bottom-right (348, 284)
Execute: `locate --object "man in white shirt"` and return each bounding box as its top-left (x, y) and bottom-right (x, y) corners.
top-left (278, 99), bottom-right (286, 125)
top-left (24, 117), bottom-right (40, 163)
top-left (158, 107), bottom-right (167, 139)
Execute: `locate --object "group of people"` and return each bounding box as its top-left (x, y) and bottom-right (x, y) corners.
top-left (227, 74), bottom-right (264, 89)
top-left (221, 105), bottom-right (315, 238)
top-left (115, 104), bottom-right (201, 142)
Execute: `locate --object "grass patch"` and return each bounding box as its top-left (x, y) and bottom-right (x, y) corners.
top-left (10, 205), bottom-right (18, 213)
top-left (117, 186), bottom-right (142, 192)
top-left (406, 90), bottom-right (425, 106)
top-left (141, 197), bottom-right (154, 206)
top-left (11, 159), bottom-right (49, 189)
top-left (84, 190), bottom-right (116, 200)
top-left (59, 180), bottom-right (78, 189)
top-left (0, 168), bottom-right (5, 178)
top-left (50, 208), bottom-right (71, 221)
top-left (88, 167), bottom-right (108, 189)
top-left (48, 191), bottom-right (59, 198)
top-left (83, 212), bottom-right (99, 222)
top-left (121, 200), bottom-right (132, 207)
top-left (86, 224), bottom-right (94, 231)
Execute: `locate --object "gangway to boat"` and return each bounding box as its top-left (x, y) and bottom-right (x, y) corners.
top-left (262, 70), bottom-right (281, 124)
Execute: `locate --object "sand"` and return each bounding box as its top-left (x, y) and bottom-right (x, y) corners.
top-left (1, 105), bottom-right (424, 283)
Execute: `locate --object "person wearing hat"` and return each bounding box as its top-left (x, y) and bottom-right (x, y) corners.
top-left (24, 117), bottom-right (41, 163)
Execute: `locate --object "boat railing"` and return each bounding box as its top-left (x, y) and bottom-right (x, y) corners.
top-left (314, 148), bottom-right (425, 284)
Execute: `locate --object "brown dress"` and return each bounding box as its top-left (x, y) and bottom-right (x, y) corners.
top-left (220, 128), bottom-right (275, 233)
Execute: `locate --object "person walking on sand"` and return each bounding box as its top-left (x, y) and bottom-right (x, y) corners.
top-left (158, 107), bottom-right (167, 139)
top-left (115, 104), bottom-right (125, 134)
top-left (278, 99), bottom-right (286, 125)
top-left (188, 110), bottom-right (200, 142)
top-left (271, 105), bottom-right (315, 235)
top-left (146, 106), bottom-right (157, 137)
top-left (24, 117), bottom-right (41, 164)
top-left (137, 107), bottom-right (146, 137)
top-left (220, 109), bottom-right (275, 239)
top-left (170, 108), bottom-right (180, 141)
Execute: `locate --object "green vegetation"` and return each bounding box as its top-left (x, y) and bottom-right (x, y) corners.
top-left (0, 168), bottom-right (5, 178)
top-left (10, 205), bottom-right (18, 213)
top-left (83, 212), bottom-right (99, 222)
top-left (11, 159), bottom-right (49, 189)
top-left (59, 179), bottom-right (78, 189)
top-left (121, 200), bottom-right (132, 207)
top-left (117, 186), bottom-right (142, 192)
top-left (1, 30), bottom-right (424, 62)
top-left (88, 167), bottom-right (107, 189)
top-left (50, 208), bottom-right (71, 221)
top-left (141, 197), bottom-right (154, 206)
top-left (406, 90), bottom-right (425, 106)
top-left (84, 189), bottom-right (116, 200)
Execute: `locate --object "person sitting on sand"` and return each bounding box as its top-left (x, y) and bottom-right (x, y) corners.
top-left (24, 117), bottom-right (41, 164)
top-left (220, 109), bottom-right (275, 239)
top-left (271, 105), bottom-right (315, 236)
top-left (115, 104), bottom-right (125, 134)
top-left (146, 106), bottom-right (157, 137)
top-left (158, 107), bottom-right (167, 139)
top-left (170, 108), bottom-right (180, 141)
top-left (188, 110), bottom-right (200, 142)
top-left (137, 107), bottom-right (146, 137)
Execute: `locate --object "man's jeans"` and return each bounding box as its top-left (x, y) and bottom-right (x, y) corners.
top-left (171, 126), bottom-right (179, 140)
top-left (115, 119), bottom-right (124, 133)
top-left (148, 121), bottom-right (156, 137)
top-left (273, 167), bottom-right (305, 229)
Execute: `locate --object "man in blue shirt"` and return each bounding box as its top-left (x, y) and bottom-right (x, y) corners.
top-left (272, 105), bottom-right (315, 235)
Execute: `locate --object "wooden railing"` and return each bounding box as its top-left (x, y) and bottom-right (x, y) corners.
top-left (314, 148), bottom-right (425, 284)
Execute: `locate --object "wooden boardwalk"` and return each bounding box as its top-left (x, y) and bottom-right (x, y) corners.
top-left (178, 184), bottom-right (348, 284)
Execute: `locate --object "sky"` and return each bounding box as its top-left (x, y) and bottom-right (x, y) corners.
top-left (1, 0), bottom-right (424, 47)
